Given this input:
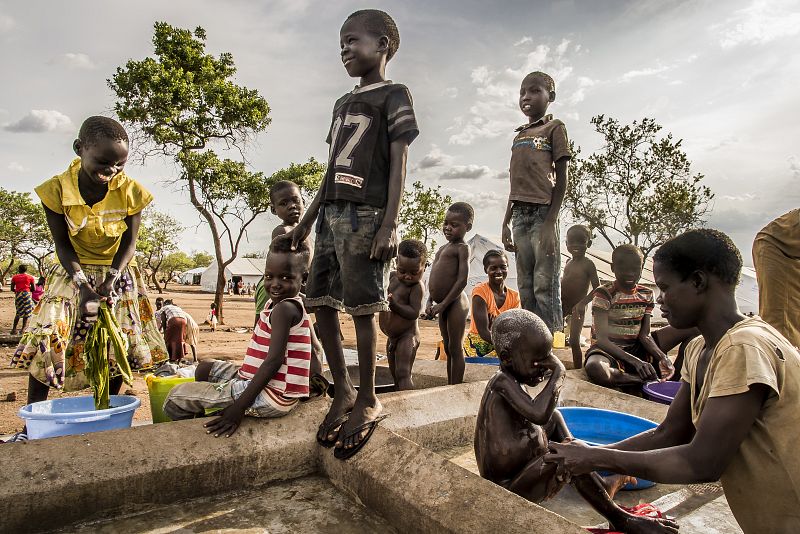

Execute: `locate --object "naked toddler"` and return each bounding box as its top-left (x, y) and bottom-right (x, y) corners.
top-left (379, 239), bottom-right (427, 390)
top-left (474, 308), bottom-right (679, 534)
top-left (426, 202), bottom-right (472, 384)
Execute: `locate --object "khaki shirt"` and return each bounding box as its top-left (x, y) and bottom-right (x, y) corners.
top-left (35, 158), bottom-right (152, 265)
top-left (755, 208), bottom-right (800, 259)
top-left (682, 317), bottom-right (800, 533)
top-left (509, 114), bottom-right (571, 205)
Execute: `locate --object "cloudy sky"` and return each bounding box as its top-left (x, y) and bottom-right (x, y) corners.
top-left (1, 0), bottom-right (799, 264)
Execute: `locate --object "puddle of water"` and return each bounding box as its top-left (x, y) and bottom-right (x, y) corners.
top-left (437, 445), bottom-right (739, 533)
top-left (60, 475), bottom-right (397, 534)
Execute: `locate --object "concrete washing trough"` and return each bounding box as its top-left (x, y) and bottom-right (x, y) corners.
top-left (1, 361), bottom-right (741, 533)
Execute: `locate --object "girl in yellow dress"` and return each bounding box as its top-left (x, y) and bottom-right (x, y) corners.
top-left (9, 117), bottom-right (167, 439)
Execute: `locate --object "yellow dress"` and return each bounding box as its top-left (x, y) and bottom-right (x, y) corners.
top-left (11, 159), bottom-right (168, 390)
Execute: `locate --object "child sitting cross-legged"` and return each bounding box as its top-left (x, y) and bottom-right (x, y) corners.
top-left (584, 244), bottom-right (673, 390)
top-left (163, 236), bottom-right (313, 437)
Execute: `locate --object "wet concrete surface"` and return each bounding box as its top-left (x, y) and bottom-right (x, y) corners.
top-left (438, 445), bottom-right (742, 533)
top-left (59, 475), bottom-right (397, 534)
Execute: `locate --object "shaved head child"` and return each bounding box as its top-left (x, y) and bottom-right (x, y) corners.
top-left (289, 9), bottom-right (418, 459)
top-left (426, 202), bottom-right (473, 384)
top-left (379, 239), bottom-right (427, 390)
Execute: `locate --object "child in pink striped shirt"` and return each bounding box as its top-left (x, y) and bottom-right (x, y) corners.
top-left (164, 237), bottom-right (314, 436)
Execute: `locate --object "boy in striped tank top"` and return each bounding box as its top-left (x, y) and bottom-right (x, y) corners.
top-left (584, 244), bottom-right (674, 390)
top-left (164, 237), bottom-right (313, 437)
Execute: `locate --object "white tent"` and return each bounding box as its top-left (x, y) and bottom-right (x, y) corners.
top-left (178, 267), bottom-right (206, 285)
top-left (200, 257), bottom-right (263, 293)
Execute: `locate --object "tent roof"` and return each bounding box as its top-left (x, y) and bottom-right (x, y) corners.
top-left (220, 257), bottom-right (263, 277)
top-left (182, 267), bottom-right (206, 275)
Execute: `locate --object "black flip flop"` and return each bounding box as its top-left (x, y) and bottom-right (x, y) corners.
top-left (333, 414), bottom-right (389, 460)
top-left (316, 412), bottom-right (350, 448)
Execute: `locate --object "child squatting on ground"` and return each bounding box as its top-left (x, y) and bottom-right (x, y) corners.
top-left (379, 239), bottom-right (427, 390)
top-left (547, 229), bottom-right (800, 534)
top-left (560, 224), bottom-right (600, 369)
top-left (501, 71), bottom-right (571, 334)
top-left (8, 116), bottom-right (167, 442)
top-left (163, 237), bottom-right (314, 435)
top-left (474, 308), bottom-right (678, 534)
top-left (288, 9), bottom-right (419, 459)
top-left (584, 244), bottom-right (674, 390)
top-left (426, 202), bottom-right (473, 384)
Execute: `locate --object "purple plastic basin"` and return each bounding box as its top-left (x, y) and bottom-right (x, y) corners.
top-left (643, 381), bottom-right (681, 404)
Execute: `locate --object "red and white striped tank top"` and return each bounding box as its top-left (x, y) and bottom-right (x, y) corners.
top-left (238, 296), bottom-right (311, 398)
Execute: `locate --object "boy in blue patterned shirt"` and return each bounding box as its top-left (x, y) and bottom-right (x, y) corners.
top-left (290, 9), bottom-right (418, 460)
top-left (501, 71), bottom-right (571, 334)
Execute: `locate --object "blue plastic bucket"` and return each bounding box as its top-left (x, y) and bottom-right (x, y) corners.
top-left (557, 406), bottom-right (658, 490)
top-left (18, 395), bottom-right (141, 440)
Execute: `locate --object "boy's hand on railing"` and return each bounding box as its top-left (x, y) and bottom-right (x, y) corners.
top-left (204, 404), bottom-right (246, 438)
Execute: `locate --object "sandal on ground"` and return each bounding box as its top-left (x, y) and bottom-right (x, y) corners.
top-left (316, 412), bottom-right (350, 448)
top-left (2, 432), bottom-right (28, 444)
top-left (333, 414), bottom-right (389, 461)
top-left (308, 373), bottom-right (331, 399)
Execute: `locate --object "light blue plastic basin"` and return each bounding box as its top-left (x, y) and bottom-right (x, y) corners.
top-left (18, 395), bottom-right (141, 440)
top-left (557, 406), bottom-right (658, 490)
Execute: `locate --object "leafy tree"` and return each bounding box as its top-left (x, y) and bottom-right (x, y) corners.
top-left (398, 181), bottom-right (452, 253)
top-left (136, 207), bottom-right (183, 293)
top-left (565, 115), bottom-right (714, 259)
top-left (0, 188), bottom-right (54, 283)
top-left (190, 250), bottom-right (214, 268)
top-left (109, 22), bottom-right (323, 321)
top-left (159, 251), bottom-right (194, 288)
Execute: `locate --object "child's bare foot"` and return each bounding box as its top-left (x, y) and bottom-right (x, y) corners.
top-left (601, 474), bottom-right (637, 499)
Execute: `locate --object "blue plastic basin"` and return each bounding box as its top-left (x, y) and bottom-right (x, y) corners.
top-left (18, 395), bottom-right (141, 440)
top-left (557, 406), bottom-right (658, 490)
top-left (464, 356), bottom-right (500, 365)
top-left (643, 381), bottom-right (681, 405)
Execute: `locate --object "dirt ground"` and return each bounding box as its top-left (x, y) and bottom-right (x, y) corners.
top-left (0, 285), bottom-right (448, 435)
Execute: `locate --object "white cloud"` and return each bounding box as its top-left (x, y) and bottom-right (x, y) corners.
top-left (0, 13), bottom-right (14, 33)
top-left (450, 38), bottom-right (582, 146)
top-left (789, 155), bottom-right (800, 179)
top-left (3, 110), bottom-right (74, 133)
top-left (7, 162), bottom-right (28, 172)
top-left (440, 164), bottom-right (492, 180)
top-left (415, 145), bottom-right (454, 170)
top-left (52, 52), bottom-right (96, 70)
top-left (514, 36), bottom-right (533, 46)
top-left (621, 65), bottom-right (670, 81)
top-left (712, 0), bottom-right (800, 48)
top-left (441, 187), bottom-right (506, 209)
top-left (722, 193), bottom-right (758, 201)
top-left (442, 87), bottom-right (458, 98)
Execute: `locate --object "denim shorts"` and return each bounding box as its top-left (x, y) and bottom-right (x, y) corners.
top-left (305, 201), bottom-right (390, 315)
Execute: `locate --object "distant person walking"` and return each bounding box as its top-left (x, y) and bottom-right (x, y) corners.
top-left (753, 208), bottom-right (800, 347)
top-left (10, 265), bottom-right (36, 335)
